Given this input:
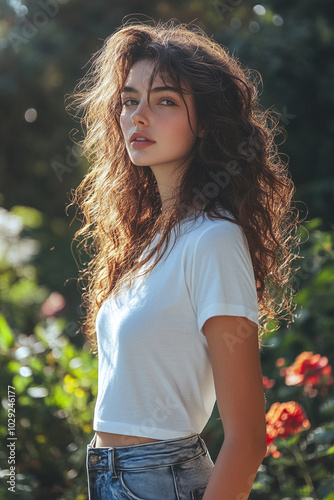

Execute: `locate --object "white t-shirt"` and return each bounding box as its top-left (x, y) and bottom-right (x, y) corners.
top-left (93, 209), bottom-right (259, 439)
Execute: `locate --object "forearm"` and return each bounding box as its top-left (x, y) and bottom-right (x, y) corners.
top-left (203, 438), bottom-right (266, 500)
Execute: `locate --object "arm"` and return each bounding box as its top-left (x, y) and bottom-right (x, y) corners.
top-left (202, 315), bottom-right (267, 500)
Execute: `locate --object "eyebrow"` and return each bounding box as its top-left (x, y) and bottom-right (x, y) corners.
top-left (121, 85), bottom-right (180, 95)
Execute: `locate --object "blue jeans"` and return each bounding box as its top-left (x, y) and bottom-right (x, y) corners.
top-left (86, 432), bottom-right (215, 499)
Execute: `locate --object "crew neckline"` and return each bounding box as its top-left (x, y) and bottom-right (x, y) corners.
top-left (155, 208), bottom-right (230, 237)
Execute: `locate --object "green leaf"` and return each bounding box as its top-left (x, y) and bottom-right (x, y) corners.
top-left (11, 206), bottom-right (43, 228)
top-left (0, 314), bottom-right (14, 353)
top-left (305, 218), bottom-right (323, 230)
top-left (7, 360), bottom-right (21, 373)
top-left (322, 494), bottom-right (334, 500)
top-left (12, 374), bottom-right (32, 394)
top-left (314, 265), bottom-right (334, 285)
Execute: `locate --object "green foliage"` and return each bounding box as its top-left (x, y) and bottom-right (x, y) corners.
top-left (0, 315), bottom-right (14, 354)
top-left (0, 317), bottom-right (98, 500)
top-left (0, 207), bottom-right (97, 499)
top-left (247, 219), bottom-right (334, 498)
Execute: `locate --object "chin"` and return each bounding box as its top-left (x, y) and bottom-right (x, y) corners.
top-left (131, 160), bottom-right (149, 167)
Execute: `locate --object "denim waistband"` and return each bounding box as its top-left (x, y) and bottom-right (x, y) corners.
top-left (86, 432), bottom-right (208, 472)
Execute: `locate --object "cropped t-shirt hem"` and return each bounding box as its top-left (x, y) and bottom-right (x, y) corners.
top-left (93, 420), bottom-right (196, 440)
top-left (198, 302), bottom-right (259, 335)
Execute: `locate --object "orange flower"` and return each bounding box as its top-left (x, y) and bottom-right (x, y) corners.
top-left (282, 351), bottom-right (333, 396)
top-left (265, 401), bottom-right (311, 458)
top-left (262, 376), bottom-right (275, 389)
top-left (265, 441), bottom-right (281, 459)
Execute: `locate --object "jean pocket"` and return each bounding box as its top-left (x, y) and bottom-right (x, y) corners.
top-left (190, 485), bottom-right (207, 500)
top-left (119, 466), bottom-right (176, 500)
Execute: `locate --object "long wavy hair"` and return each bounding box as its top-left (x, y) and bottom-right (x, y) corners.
top-left (65, 20), bottom-right (302, 354)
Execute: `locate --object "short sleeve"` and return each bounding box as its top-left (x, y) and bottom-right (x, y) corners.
top-left (187, 222), bottom-right (259, 336)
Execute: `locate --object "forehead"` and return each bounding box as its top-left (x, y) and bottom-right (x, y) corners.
top-left (123, 59), bottom-right (170, 88)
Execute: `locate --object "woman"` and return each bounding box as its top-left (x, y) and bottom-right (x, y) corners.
top-left (66, 20), bottom-right (301, 500)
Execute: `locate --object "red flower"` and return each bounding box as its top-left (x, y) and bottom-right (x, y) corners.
top-left (265, 424), bottom-right (281, 459)
top-left (282, 351), bottom-right (333, 396)
top-left (265, 401), bottom-right (311, 458)
top-left (262, 376), bottom-right (275, 389)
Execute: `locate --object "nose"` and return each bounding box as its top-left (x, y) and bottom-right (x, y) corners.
top-left (131, 100), bottom-right (150, 126)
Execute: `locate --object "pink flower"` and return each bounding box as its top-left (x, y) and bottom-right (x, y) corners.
top-left (41, 292), bottom-right (66, 317)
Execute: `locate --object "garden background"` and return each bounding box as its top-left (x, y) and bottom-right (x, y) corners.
top-left (1, 0), bottom-right (334, 499)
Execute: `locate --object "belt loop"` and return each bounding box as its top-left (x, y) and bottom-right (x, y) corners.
top-left (111, 448), bottom-right (118, 479)
top-left (199, 435), bottom-right (207, 454)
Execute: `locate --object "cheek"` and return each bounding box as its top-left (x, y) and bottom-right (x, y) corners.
top-left (119, 113), bottom-right (128, 136)
top-left (175, 119), bottom-right (197, 147)
top-left (170, 117), bottom-right (188, 138)
top-left (119, 117), bottom-right (125, 135)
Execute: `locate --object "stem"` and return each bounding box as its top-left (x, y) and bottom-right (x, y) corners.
top-left (276, 466), bottom-right (288, 493)
top-left (266, 461), bottom-right (287, 494)
top-left (290, 443), bottom-right (317, 499)
top-left (301, 391), bottom-right (316, 426)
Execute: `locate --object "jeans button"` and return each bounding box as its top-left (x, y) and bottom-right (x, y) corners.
top-left (89, 454), bottom-right (101, 465)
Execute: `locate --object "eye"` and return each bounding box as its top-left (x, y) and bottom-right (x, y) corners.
top-left (160, 99), bottom-right (176, 106)
top-left (122, 98), bottom-right (137, 107)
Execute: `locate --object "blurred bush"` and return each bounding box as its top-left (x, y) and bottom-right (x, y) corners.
top-left (0, 206), bottom-right (97, 500)
top-left (250, 218), bottom-right (334, 499)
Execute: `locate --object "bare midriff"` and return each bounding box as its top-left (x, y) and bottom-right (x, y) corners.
top-left (95, 431), bottom-right (164, 448)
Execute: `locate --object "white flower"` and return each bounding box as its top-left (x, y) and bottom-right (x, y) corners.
top-left (0, 207), bottom-right (39, 266)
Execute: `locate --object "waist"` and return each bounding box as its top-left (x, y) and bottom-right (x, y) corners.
top-left (95, 431), bottom-right (163, 447)
top-left (87, 432), bottom-right (207, 470)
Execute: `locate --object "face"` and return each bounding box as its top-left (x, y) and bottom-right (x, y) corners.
top-left (120, 59), bottom-right (202, 176)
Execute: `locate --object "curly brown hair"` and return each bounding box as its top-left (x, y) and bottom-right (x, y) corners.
top-left (65, 20), bottom-right (302, 354)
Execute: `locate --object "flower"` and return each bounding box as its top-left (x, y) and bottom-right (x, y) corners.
top-left (265, 423), bottom-right (281, 458)
top-left (0, 207), bottom-right (39, 266)
top-left (263, 375), bottom-right (275, 389)
top-left (275, 357), bottom-right (285, 367)
top-left (265, 401), bottom-right (311, 458)
top-left (41, 291), bottom-right (66, 317)
top-left (282, 351), bottom-right (333, 397)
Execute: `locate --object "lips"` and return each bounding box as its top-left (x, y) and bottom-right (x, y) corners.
top-left (130, 132), bottom-right (155, 143)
